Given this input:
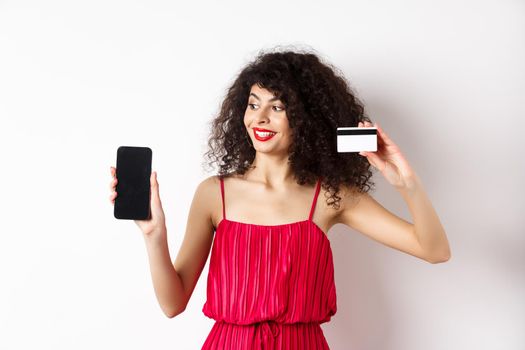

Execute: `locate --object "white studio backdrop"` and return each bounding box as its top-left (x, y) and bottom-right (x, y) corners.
top-left (1, 0), bottom-right (524, 349)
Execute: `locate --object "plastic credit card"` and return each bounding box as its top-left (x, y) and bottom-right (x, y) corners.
top-left (337, 126), bottom-right (377, 152)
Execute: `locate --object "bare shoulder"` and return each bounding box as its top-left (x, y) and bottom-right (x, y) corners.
top-left (196, 174), bottom-right (223, 193)
top-left (198, 174), bottom-right (221, 191)
top-left (177, 175), bottom-right (215, 230)
top-left (332, 183), bottom-right (382, 227)
top-left (194, 175), bottom-right (223, 229)
top-left (327, 183), bottom-right (364, 227)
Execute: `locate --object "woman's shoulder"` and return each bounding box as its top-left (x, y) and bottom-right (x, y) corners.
top-left (198, 174), bottom-right (240, 228)
top-left (197, 173), bottom-right (239, 193)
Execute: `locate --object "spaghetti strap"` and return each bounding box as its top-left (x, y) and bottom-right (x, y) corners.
top-left (308, 176), bottom-right (322, 221)
top-left (219, 177), bottom-right (226, 220)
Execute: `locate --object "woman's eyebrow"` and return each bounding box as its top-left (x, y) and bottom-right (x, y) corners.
top-left (249, 92), bottom-right (280, 102)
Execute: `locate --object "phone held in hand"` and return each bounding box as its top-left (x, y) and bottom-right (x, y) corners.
top-left (336, 126), bottom-right (377, 153)
top-left (114, 146), bottom-right (152, 220)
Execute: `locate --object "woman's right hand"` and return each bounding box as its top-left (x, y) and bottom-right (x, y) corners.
top-left (109, 166), bottom-right (167, 240)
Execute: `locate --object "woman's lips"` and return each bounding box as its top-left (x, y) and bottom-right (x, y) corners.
top-left (253, 129), bottom-right (277, 141)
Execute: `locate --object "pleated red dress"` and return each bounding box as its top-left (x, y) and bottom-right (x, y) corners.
top-left (201, 176), bottom-right (337, 349)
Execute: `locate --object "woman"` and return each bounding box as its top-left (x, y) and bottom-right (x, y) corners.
top-left (109, 48), bottom-right (451, 349)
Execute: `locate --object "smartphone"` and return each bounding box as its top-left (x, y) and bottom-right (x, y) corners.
top-left (337, 126), bottom-right (377, 152)
top-left (114, 146), bottom-right (152, 220)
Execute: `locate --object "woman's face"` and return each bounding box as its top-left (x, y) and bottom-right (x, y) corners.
top-left (244, 84), bottom-right (293, 155)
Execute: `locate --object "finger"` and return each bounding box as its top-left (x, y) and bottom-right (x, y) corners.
top-left (375, 122), bottom-right (395, 146)
top-left (366, 152), bottom-right (387, 171)
top-left (109, 191), bottom-right (117, 203)
top-left (110, 166), bottom-right (116, 178)
top-left (366, 121), bottom-right (385, 148)
top-left (359, 152), bottom-right (378, 169)
top-left (360, 149), bottom-right (373, 162)
top-left (151, 171), bottom-right (161, 203)
top-left (109, 178), bottom-right (117, 190)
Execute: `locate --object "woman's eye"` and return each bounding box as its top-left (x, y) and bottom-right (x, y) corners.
top-left (248, 103), bottom-right (284, 111)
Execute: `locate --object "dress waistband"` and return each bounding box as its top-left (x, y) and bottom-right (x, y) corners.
top-left (255, 320), bottom-right (280, 347)
top-left (216, 320), bottom-right (322, 349)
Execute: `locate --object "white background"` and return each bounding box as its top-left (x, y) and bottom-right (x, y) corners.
top-left (1, 0), bottom-right (524, 349)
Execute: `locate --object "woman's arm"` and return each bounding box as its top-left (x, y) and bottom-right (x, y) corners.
top-left (398, 173), bottom-right (451, 263)
top-left (336, 173), bottom-right (451, 263)
top-left (335, 121), bottom-right (451, 263)
top-left (143, 177), bottom-right (216, 318)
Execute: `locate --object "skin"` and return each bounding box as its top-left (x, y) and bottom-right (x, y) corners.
top-left (108, 83), bottom-right (451, 318)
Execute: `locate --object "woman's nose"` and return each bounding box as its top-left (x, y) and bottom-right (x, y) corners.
top-left (254, 110), bottom-right (270, 123)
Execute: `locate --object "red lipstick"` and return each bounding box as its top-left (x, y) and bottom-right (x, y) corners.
top-left (253, 128), bottom-right (277, 141)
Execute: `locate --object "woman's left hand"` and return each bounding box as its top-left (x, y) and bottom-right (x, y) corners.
top-left (358, 121), bottom-right (418, 190)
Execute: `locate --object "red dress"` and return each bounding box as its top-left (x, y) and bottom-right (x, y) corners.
top-left (201, 176), bottom-right (337, 349)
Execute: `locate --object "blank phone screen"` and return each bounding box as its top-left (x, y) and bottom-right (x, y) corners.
top-left (114, 146), bottom-right (152, 220)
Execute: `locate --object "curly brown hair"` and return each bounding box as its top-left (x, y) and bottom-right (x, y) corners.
top-left (203, 46), bottom-right (376, 210)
